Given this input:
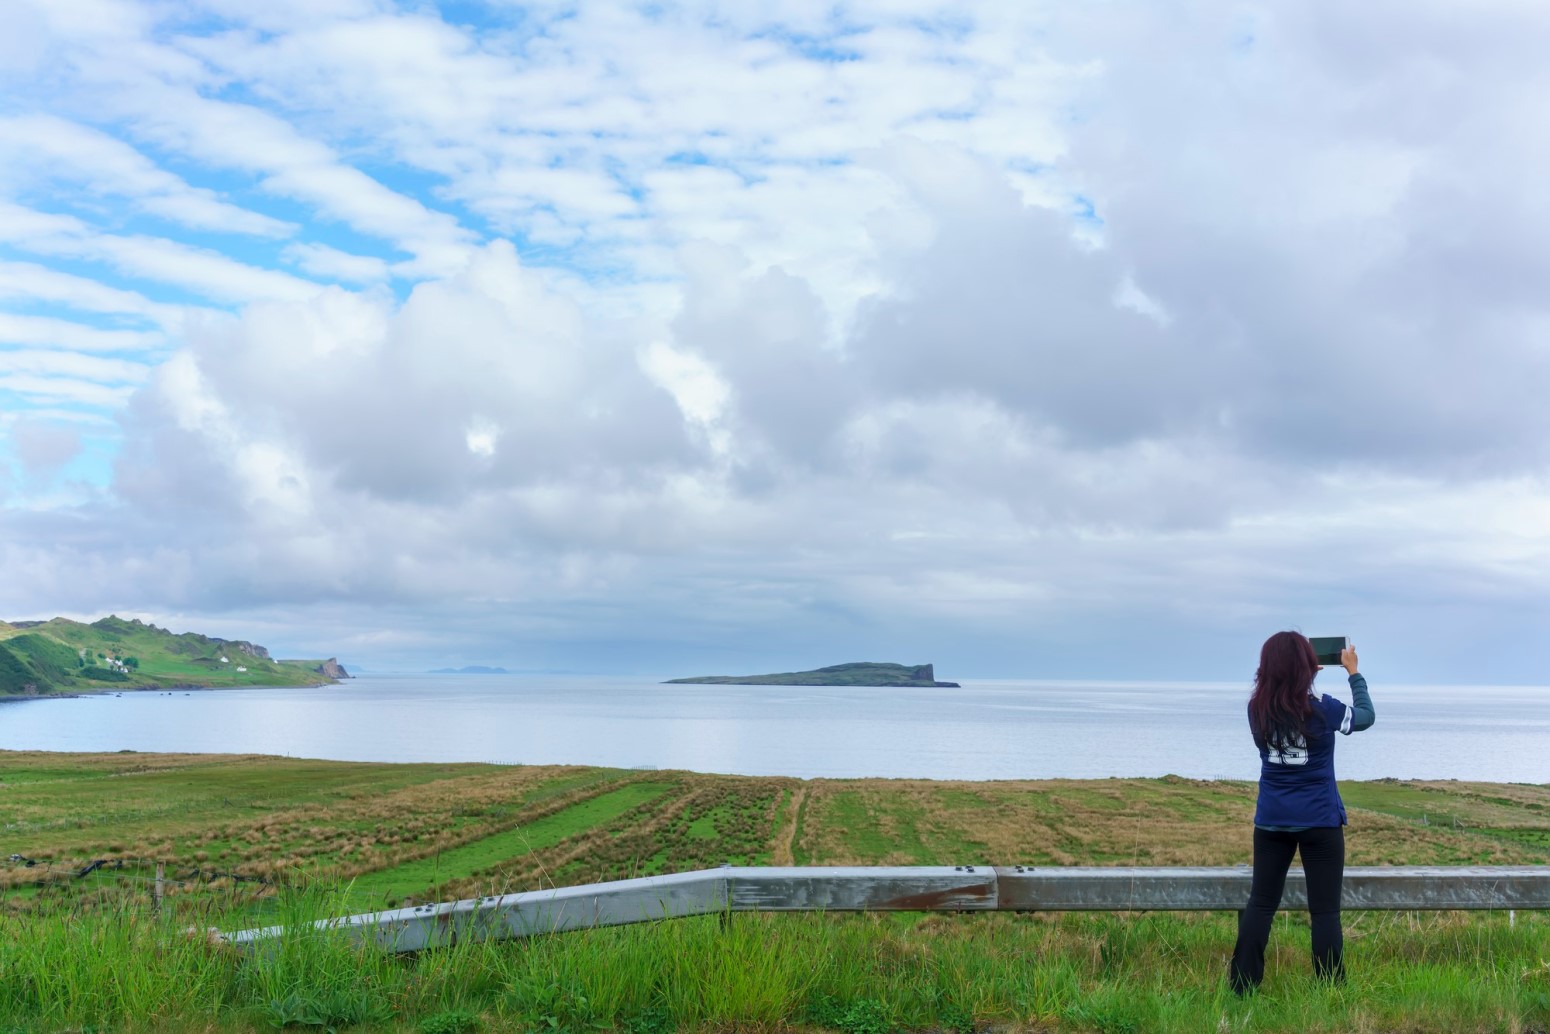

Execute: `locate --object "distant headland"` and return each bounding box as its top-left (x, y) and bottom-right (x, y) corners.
top-left (0, 615), bottom-right (347, 697)
top-left (665, 662), bottom-right (960, 687)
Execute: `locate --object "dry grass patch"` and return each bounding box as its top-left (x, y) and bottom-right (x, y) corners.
top-left (792, 776), bottom-right (1550, 869)
top-left (0, 756), bottom-right (636, 899)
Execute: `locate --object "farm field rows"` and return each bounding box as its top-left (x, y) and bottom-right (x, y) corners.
top-left (4, 751), bottom-right (1548, 910)
top-left (2, 751), bottom-right (1548, 1033)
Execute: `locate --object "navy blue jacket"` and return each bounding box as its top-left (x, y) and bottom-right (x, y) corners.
top-left (1250, 673), bottom-right (1373, 828)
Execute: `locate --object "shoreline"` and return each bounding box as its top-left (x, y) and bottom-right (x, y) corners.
top-left (0, 676), bottom-right (336, 703)
top-left (0, 746), bottom-right (1543, 790)
top-left (0, 745), bottom-right (1542, 788)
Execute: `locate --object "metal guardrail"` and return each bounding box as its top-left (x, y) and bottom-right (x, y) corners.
top-left (225, 864), bottom-right (1550, 953)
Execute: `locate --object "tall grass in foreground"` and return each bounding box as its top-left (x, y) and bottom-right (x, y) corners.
top-left (2, 888), bottom-right (1548, 1033)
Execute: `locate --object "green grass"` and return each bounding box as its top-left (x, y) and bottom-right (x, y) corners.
top-left (685, 803), bottom-right (727, 840)
top-left (4, 753), bottom-right (1549, 1031)
top-left (513, 768), bottom-right (623, 805)
top-left (823, 789), bottom-right (990, 865)
top-left (792, 785), bottom-right (812, 865)
top-left (0, 756), bottom-right (505, 844)
top-left (0, 615), bottom-right (331, 695)
top-left (341, 782), bottom-right (673, 907)
top-left (1, 892), bottom-right (1547, 1032)
top-left (1493, 828), bottom-right (1550, 850)
top-left (827, 790), bottom-right (939, 863)
top-left (1341, 780), bottom-right (1547, 826)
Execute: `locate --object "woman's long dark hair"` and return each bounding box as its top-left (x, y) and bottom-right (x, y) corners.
top-left (1250, 631), bottom-right (1319, 749)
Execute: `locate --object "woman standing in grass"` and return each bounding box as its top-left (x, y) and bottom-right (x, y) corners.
top-left (1229, 631), bottom-right (1375, 994)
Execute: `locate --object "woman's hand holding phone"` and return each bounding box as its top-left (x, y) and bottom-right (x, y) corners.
top-left (1341, 644), bottom-right (1359, 676)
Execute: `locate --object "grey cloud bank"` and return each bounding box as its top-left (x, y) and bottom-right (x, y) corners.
top-left (2, 1), bottom-right (1549, 682)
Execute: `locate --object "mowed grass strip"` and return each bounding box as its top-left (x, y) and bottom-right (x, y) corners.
top-left (343, 782), bottom-right (674, 907)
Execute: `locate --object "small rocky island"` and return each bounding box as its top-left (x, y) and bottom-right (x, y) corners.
top-left (666, 662), bottom-right (960, 687)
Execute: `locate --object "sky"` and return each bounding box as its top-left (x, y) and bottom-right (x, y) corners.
top-left (2, 0), bottom-right (1548, 682)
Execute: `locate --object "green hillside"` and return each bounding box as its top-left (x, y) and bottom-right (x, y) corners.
top-left (0, 615), bottom-right (338, 696)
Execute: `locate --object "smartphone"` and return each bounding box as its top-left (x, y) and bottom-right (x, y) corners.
top-left (1309, 636), bottom-right (1349, 666)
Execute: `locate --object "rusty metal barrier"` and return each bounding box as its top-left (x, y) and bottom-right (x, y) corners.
top-left (223, 864), bottom-right (1550, 953)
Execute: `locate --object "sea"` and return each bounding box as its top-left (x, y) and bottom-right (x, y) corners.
top-left (1, 673), bottom-right (1545, 783)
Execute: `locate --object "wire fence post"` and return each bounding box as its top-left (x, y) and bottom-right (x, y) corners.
top-left (154, 863), bottom-right (165, 914)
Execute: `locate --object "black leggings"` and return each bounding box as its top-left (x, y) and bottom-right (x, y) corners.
top-left (1229, 825), bottom-right (1345, 993)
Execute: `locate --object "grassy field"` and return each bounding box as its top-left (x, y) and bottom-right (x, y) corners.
top-left (2, 751), bottom-right (1548, 1032)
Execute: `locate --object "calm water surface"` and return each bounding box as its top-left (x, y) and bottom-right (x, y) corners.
top-left (1, 674), bottom-right (1545, 782)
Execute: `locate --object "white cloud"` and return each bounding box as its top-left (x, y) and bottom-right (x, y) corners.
top-left (0, 313), bottom-right (164, 353)
top-left (281, 242), bottom-right (391, 284)
top-left (0, 373), bottom-right (135, 408)
top-left (116, 241), bottom-right (692, 509)
top-left (158, 1), bottom-right (1076, 306)
top-left (0, 114), bottom-right (296, 238)
top-left (463, 418), bottom-right (499, 459)
top-left (0, 0), bottom-right (49, 79)
top-left (111, 86), bottom-right (476, 273)
top-left (7, 417), bottom-right (85, 477)
top-left (0, 349), bottom-right (151, 384)
top-left (0, 201), bottom-right (323, 303)
top-left (639, 341), bottom-right (730, 428)
top-left (0, 260), bottom-right (199, 330)
top-left (2, 1), bottom-right (479, 274)
top-left (2, 0), bottom-right (1549, 679)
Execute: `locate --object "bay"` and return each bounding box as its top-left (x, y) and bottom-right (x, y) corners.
top-left (0, 673), bottom-right (1545, 783)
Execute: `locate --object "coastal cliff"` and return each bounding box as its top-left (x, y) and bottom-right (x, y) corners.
top-left (0, 615), bottom-right (343, 696)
